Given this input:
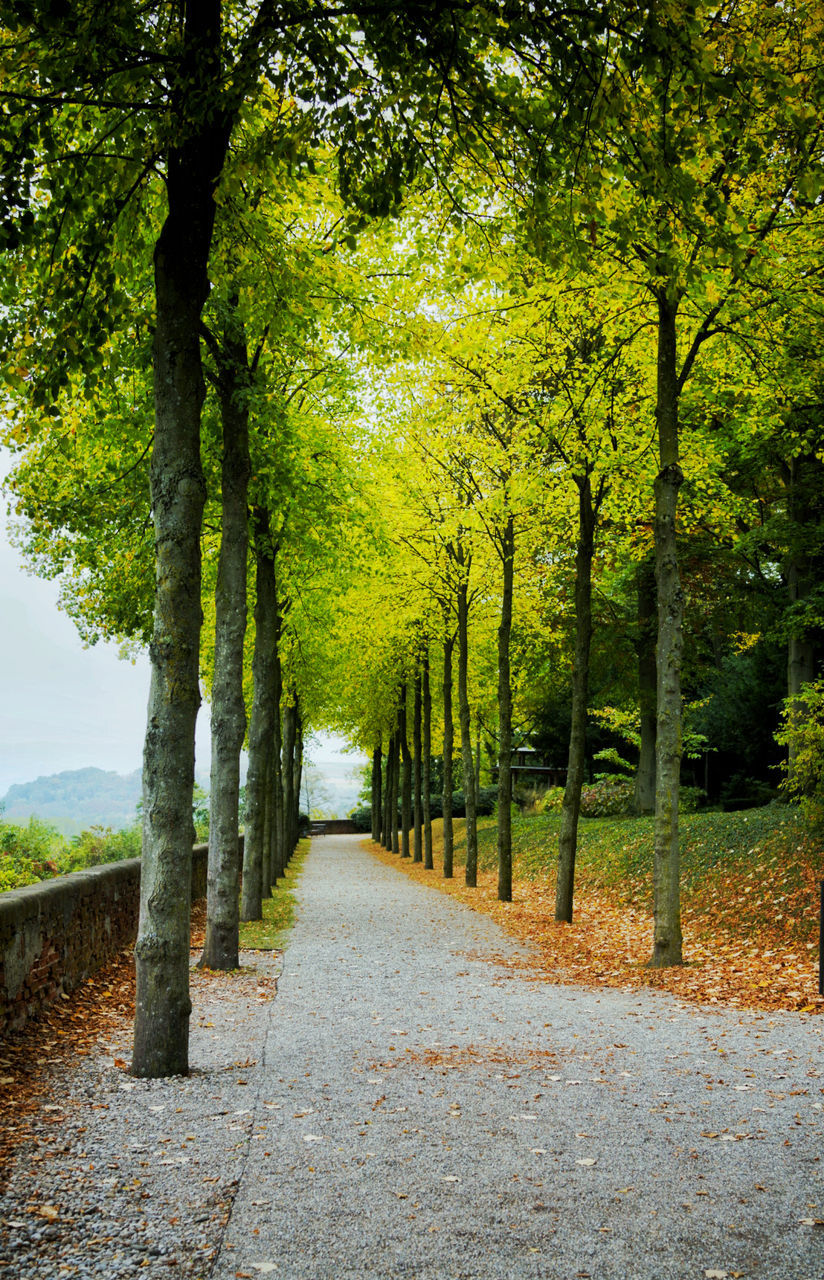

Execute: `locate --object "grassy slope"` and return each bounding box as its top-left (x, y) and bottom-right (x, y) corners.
top-left (464, 805), bottom-right (823, 950)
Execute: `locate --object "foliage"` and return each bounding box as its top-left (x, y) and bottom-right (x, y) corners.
top-left (0, 817), bottom-right (141, 892)
top-left (776, 681), bottom-right (824, 819)
top-left (578, 778), bottom-right (635, 818)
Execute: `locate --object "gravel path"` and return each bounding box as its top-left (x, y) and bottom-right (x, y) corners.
top-left (3, 833), bottom-right (824, 1279)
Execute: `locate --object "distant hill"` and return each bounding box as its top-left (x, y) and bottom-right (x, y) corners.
top-left (1, 767), bottom-right (143, 835)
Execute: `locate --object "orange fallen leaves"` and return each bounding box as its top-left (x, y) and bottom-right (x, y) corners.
top-left (369, 842), bottom-right (824, 1015)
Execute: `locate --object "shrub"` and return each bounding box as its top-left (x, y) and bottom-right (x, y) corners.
top-left (349, 806), bottom-right (372, 833)
top-left (535, 787), bottom-right (565, 814)
top-left (579, 777), bottom-right (635, 818)
top-left (0, 817), bottom-right (67, 891)
top-left (67, 824), bottom-right (141, 870)
top-left (775, 680), bottom-right (824, 819)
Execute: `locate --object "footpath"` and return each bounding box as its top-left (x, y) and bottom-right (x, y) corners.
top-left (1, 833), bottom-right (823, 1279)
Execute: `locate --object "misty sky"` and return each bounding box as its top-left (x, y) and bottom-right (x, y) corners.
top-left (0, 449), bottom-right (362, 801)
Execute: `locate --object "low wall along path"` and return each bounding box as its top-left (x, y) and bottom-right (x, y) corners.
top-left (0, 844), bottom-right (211, 1033)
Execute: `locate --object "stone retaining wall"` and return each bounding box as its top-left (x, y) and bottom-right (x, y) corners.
top-left (0, 842), bottom-right (212, 1035)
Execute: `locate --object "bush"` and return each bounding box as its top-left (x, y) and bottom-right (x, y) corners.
top-left (0, 817), bottom-right (143, 891)
top-left (0, 817), bottom-right (66, 891)
top-left (776, 681), bottom-right (824, 818)
top-left (349, 806), bottom-right (372, 833)
top-left (535, 787), bottom-right (565, 814)
top-left (579, 777), bottom-right (635, 818)
top-left (67, 824), bottom-right (141, 870)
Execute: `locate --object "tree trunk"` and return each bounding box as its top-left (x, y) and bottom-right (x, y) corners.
top-left (390, 728), bottom-right (400, 855)
top-left (413, 670), bottom-right (423, 863)
top-left (650, 292), bottom-right (684, 968)
top-left (457, 575), bottom-right (478, 887)
top-left (399, 683), bottom-right (412, 858)
top-left (442, 632), bottom-right (455, 879)
top-left (270, 633), bottom-right (284, 883)
top-left (240, 511), bottom-right (277, 922)
top-left (555, 477), bottom-right (596, 923)
top-left (282, 696), bottom-right (297, 863)
top-left (261, 739), bottom-right (273, 894)
top-left (292, 710), bottom-right (303, 854)
top-left (132, 0), bottom-right (229, 1079)
top-left (497, 513), bottom-right (515, 903)
top-left (422, 650), bottom-right (433, 870)
top-left (371, 745), bottom-right (382, 844)
top-left (199, 298), bottom-right (250, 972)
top-left (382, 736), bottom-right (393, 849)
top-left (633, 555), bottom-right (657, 815)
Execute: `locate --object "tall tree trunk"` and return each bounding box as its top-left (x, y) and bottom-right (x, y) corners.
top-left (399, 683), bottom-right (412, 859)
top-left (292, 709), bottom-right (303, 854)
top-left (555, 477), bottom-right (596, 923)
top-left (261, 740), bottom-right (273, 895)
top-left (650, 292), bottom-right (684, 968)
top-left (371, 745), bottom-right (382, 844)
top-left (282, 696), bottom-right (297, 863)
top-left (442, 632), bottom-right (455, 879)
top-left (240, 511), bottom-right (277, 922)
top-left (457, 575), bottom-right (478, 887)
top-left (390, 729), bottom-right (400, 855)
top-left (382, 736), bottom-right (393, 849)
top-left (497, 513), bottom-right (515, 903)
top-left (633, 556), bottom-right (657, 815)
top-left (422, 650), bottom-right (433, 870)
top-left (133, 0), bottom-right (229, 1079)
top-left (413, 670), bottom-right (423, 863)
top-left (199, 297), bottom-right (250, 972)
top-left (270, 632), bottom-right (284, 883)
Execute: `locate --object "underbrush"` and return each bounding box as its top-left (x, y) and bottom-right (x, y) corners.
top-left (0, 817), bottom-right (142, 892)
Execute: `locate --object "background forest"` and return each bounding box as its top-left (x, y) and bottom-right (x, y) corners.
top-left (0, 0), bottom-right (822, 1072)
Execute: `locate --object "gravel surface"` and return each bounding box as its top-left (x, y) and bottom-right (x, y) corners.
top-left (3, 832), bottom-right (824, 1279)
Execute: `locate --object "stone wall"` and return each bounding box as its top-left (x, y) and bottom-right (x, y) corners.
top-left (0, 843), bottom-right (211, 1035)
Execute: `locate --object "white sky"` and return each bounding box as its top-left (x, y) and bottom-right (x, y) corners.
top-left (0, 448), bottom-right (361, 800)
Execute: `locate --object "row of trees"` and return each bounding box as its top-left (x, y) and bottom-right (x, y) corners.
top-left (1, 0), bottom-right (822, 1076)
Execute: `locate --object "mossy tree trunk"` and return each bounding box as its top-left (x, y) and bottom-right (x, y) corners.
top-left (371, 745), bottom-right (382, 844)
top-left (650, 291), bottom-right (684, 968)
top-left (133, 0), bottom-right (231, 1080)
top-left (399, 682), bottom-right (412, 859)
top-left (497, 513), bottom-right (515, 903)
top-left (633, 556), bottom-right (657, 816)
top-left (555, 474), bottom-right (598, 923)
top-left (442, 631), bottom-right (455, 879)
top-left (422, 649), bottom-right (433, 870)
top-left (199, 296), bottom-right (250, 972)
top-left (240, 510), bottom-right (278, 923)
top-left (413, 669), bottom-right (423, 863)
top-left (457, 570), bottom-right (478, 888)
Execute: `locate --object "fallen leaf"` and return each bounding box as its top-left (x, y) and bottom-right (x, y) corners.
top-left (576, 1158), bottom-right (597, 1167)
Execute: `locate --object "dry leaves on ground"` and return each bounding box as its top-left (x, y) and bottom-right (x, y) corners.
top-left (368, 843), bottom-right (824, 1016)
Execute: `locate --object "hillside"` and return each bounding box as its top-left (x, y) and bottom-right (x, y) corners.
top-left (1, 767), bottom-right (142, 834)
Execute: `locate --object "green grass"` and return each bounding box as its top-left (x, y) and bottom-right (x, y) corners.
top-left (442, 802), bottom-right (823, 945)
top-left (238, 838), bottom-right (311, 949)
